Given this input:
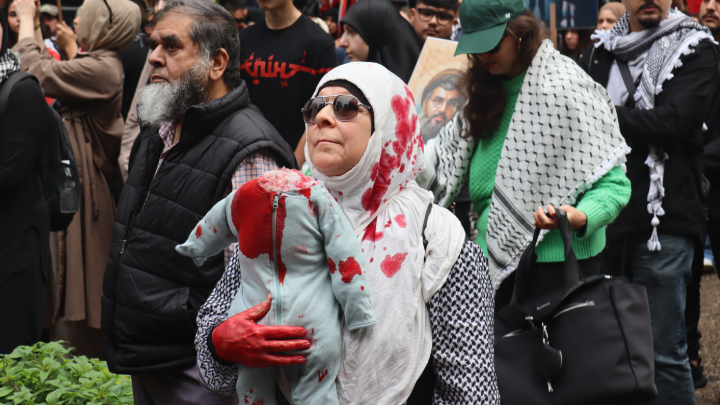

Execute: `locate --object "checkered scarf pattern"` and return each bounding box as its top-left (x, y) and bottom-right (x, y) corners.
top-left (0, 50), bottom-right (20, 84)
top-left (593, 9), bottom-right (715, 250)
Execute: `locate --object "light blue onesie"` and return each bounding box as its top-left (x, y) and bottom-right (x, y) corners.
top-left (176, 169), bottom-right (376, 405)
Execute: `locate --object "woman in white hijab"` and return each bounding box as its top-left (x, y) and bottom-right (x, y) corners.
top-left (194, 62), bottom-right (501, 405)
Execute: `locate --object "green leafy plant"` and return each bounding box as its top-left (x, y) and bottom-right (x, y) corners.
top-left (0, 341), bottom-right (133, 405)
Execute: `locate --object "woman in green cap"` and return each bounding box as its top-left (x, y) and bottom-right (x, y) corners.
top-left (417, 0), bottom-right (632, 306)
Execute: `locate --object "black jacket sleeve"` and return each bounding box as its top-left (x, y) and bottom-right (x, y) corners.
top-left (0, 80), bottom-right (52, 191)
top-left (615, 41), bottom-right (719, 148)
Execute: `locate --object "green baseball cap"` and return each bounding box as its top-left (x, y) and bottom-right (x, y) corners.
top-left (455, 0), bottom-right (527, 55)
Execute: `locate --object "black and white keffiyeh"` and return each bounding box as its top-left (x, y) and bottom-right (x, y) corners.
top-left (0, 50), bottom-right (20, 84)
top-left (419, 39), bottom-right (630, 289)
top-left (593, 9), bottom-right (715, 251)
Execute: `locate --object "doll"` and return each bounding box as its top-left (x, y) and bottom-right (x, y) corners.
top-left (176, 169), bottom-right (376, 405)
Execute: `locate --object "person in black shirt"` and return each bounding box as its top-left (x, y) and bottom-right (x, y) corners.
top-left (239, 0), bottom-right (337, 159)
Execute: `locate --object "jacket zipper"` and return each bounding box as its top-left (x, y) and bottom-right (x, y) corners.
top-left (553, 301), bottom-right (595, 319)
top-left (272, 195), bottom-right (281, 325)
top-left (119, 210), bottom-right (138, 255)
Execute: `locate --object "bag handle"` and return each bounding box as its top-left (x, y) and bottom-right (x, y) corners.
top-left (511, 207), bottom-right (582, 308)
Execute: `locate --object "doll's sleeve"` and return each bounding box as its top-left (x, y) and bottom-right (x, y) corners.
top-left (318, 196), bottom-right (376, 331)
top-left (176, 190), bottom-right (239, 266)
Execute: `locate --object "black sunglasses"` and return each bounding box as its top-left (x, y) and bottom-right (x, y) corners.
top-left (302, 95), bottom-right (373, 125)
top-left (484, 31), bottom-right (509, 54)
top-left (416, 7), bottom-right (454, 25)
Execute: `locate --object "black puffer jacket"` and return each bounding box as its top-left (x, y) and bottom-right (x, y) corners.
top-left (101, 81), bottom-right (297, 374)
top-left (578, 40), bottom-right (720, 238)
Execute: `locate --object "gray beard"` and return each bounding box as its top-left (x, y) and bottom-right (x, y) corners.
top-left (137, 62), bottom-right (211, 128)
top-left (419, 110), bottom-right (447, 143)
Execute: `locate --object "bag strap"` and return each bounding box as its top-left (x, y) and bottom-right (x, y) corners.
top-left (0, 71), bottom-right (33, 123)
top-left (511, 207), bottom-right (582, 309)
top-left (616, 59), bottom-right (637, 107)
top-left (422, 203), bottom-right (433, 253)
top-left (62, 89), bottom-right (121, 122)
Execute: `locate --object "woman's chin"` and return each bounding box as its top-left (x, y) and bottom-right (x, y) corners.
top-left (311, 156), bottom-right (345, 177)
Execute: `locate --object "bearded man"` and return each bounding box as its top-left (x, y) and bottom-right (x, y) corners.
top-left (418, 69), bottom-right (464, 143)
top-left (579, 0), bottom-right (719, 404)
top-left (100, 0), bottom-right (296, 402)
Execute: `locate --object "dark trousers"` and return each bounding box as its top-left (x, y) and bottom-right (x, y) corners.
top-left (685, 239), bottom-right (703, 361)
top-left (601, 232), bottom-right (696, 405)
top-left (0, 229), bottom-right (47, 354)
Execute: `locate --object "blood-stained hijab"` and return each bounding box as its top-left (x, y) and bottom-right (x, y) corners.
top-left (76, 0), bottom-right (140, 52)
top-left (305, 62), bottom-right (466, 405)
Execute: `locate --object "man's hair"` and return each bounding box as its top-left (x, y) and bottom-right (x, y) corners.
top-left (153, 0), bottom-right (242, 88)
top-left (416, 0), bottom-right (458, 13)
top-left (220, 0), bottom-right (247, 12)
top-left (422, 69), bottom-right (463, 103)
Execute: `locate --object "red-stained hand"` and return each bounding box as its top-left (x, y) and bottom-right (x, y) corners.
top-left (212, 294), bottom-right (310, 368)
top-left (532, 205), bottom-right (587, 230)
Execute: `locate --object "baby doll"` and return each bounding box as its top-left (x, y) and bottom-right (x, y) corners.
top-left (176, 169), bottom-right (376, 405)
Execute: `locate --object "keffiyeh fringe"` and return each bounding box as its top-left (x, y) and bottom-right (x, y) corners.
top-left (594, 9), bottom-right (715, 251)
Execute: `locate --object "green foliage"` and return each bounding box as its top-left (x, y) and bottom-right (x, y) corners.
top-left (0, 341), bottom-right (133, 405)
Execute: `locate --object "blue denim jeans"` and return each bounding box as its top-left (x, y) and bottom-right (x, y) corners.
top-left (601, 233), bottom-right (696, 405)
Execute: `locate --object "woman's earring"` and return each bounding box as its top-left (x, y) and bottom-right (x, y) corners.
top-left (518, 37), bottom-right (522, 49)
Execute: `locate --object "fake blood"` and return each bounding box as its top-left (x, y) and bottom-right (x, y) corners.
top-left (338, 257), bottom-right (362, 283)
top-left (231, 182), bottom-right (273, 261)
top-left (196, 225), bottom-right (203, 239)
top-left (394, 214), bottom-right (406, 228)
top-left (318, 369), bottom-right (329, 382)
top-left (361, 92), bottom-right (417, 214)
top-left (299, 188), bottom-right (315, 217)
top-left (328, 258), bottom-right (336, 274)
top-left (381, 252), bottom-right (408, 278)
top-left (362, 218), bottom-right (383, 242)
top-left (277, 196), bottom-right (287, 284)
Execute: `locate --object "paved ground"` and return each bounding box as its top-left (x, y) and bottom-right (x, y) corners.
top-left (696, 272), bottom-right (720, 405)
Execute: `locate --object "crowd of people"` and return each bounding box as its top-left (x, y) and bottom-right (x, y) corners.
top-left (1, 0), bottom-right (720, 403)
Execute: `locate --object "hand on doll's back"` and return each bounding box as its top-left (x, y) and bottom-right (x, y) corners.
top-left (212, 294), bottom-right (311, 367)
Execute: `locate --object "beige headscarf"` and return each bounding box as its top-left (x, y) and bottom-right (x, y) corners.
top-left (599, 2), bottom-right (626, 20)
top-left (77, 0), bottom-right (141, 52)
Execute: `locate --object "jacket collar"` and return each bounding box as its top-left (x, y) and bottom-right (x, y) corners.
top-left (180, 79), bottom-right (250, 144)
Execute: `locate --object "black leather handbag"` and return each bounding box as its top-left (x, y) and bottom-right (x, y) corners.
top-left (494, 208), bottom-right (657, 405)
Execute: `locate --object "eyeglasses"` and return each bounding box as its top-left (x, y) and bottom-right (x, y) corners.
top-left (429, 96), bottom-right (460, 110)
top-left (301, 95), bottom-right (373, 125)
top-left (484, 31), bottom-right (509, 54)
top-left (416, 7), bottom-right (454, 26)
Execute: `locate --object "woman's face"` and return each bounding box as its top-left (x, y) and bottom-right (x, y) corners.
top-left (8, 3), bottom-right (20, 35)
top-left (475, 33), bottom-right (521, 77)
top-left (597, 9), bottom-right (619, 31)
top-left (339, 24), bottom-right (369, 61)
top-left (307, 86), bottom-right (373, 177)
top-left (324, 16), bottom-right (337, 35)
top-left (564, 29), bottom-right (579, 51)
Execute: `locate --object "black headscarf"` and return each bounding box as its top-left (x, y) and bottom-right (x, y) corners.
top-left (340, 0), bottom-right (420, 83)
top-left (1, 6), bottom-right (10, 57)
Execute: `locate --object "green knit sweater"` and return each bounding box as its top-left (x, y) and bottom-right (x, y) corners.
top-left (469, 72), bottom-right (631, 262)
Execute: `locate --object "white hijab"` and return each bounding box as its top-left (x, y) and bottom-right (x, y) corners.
top-left (305, 62), bottom-right (465, 405)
